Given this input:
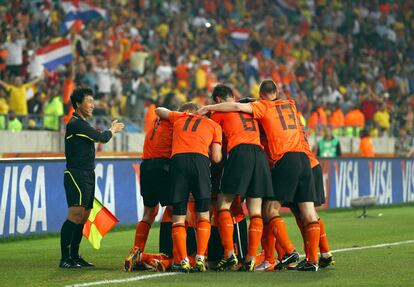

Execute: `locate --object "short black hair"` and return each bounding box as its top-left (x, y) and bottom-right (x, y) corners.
top-left (70, 87), bottom-right (94, 109)
top-left (259, 80), bottom-right (278, 95)
top-left (179, 102), bottom-right (200, 112)
top-left (211, 84), bottom-right (233, 103)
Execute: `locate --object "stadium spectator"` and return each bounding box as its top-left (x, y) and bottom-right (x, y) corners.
top-left (43, 87), bottom-right (64, 131)
top-left (0, 76), bottom-right (40, 116)
top-left (359, 129), bottom-right (375, 157)
top-left (373, 103), bottom-right (391, 136)
top-left (7, 109), bottom-right (22, 132)
top-left (317, 127), bottom-right (342, 158)
top-left (3, 29), bottom-right (26, 76)
top-left (124, 70), bottom-right (151, 127)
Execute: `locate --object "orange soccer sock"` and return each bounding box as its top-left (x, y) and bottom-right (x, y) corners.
top-left (305, 221), bottom-right (320, 263)
top-left (247, 215), bottom-right (263, 261)
top-left (318, 218), bottom-right (330, 254)
top-left (217, 209), bottom-right (234, 258)
top-left (294, 216), bottom-right (307, 253)
top-left (275, 239), bottom-right (285, 261)
top-left (141, 253), bottom-right (170, 263)
top-left (172, 223), bottom-right (187, 263)
top-left (160, 258), bottom-right (173, 269)
top-left (134, 221), bottom-right (151, 251)
top-left (269, 216), bottom-right (295, 254)
top-left (262, 223), bottom-right (276, 264)
top-left (196, 218), bottom-right (211, 258)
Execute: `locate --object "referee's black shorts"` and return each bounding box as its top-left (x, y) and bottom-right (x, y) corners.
top-left (270, 152), bottom-right (316, 203)
top-left (169, 153), bottom-right (211, 214)
top-left (312, 164), bottom-right (325, 207)
top-left (64, 168), bottom-right (95, 209)
top-left (140, 158), bottom-right (170, 207)
top-left (221, 144), bottom-right (273, 199)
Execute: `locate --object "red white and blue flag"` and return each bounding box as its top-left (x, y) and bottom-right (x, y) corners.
top-left (35, 39), bottom-right (73, 71)
top-left (60, 0), bottom-right (106, 34)
top-left (230, 28), bottom-right (250, 45)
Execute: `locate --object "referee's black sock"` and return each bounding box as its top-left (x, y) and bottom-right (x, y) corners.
top-left (70, 224), bottom-right (84, 259)
top-left (60, 219), bottom-right (76, 260)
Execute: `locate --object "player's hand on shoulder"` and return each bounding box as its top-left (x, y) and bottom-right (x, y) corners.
top-left (110, 120), bottom-right (125, 134)
top-left (197, 106), bottom-right (210, 116)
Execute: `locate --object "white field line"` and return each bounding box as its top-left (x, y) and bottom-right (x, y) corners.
top-left (65, 239), bottom-right (414, 287)
top-left (65, 273), bottom-right (179, 287)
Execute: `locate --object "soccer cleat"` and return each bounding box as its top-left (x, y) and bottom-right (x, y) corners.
top-left (59, 258), bottom-right (81, 269)
top-left (195, 257), bottom-right (207, 272)
top-left (124, 247), bottom-right (142, 272)
top-left (171, 260), bottom-right (193, 273)
top-left (281, 250), bottom-right (300, 265)
top-left (296, 260), bottom-right (319, 272)
top-left (319, 253), bottom-right (335, 268)
top-left (237, 258), bottom-right (256, 272)
top-left (214, 253), bottom-right (238, 271)
top-left (72, 256), bottom-right (94, 267)
top-left (254, 260), bottom-right (277, 272)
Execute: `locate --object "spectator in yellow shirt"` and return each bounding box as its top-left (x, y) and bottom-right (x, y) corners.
top-left (0, 76), bottom-right (40, 116)
top-left (373, 103), bottom-right (390, 135)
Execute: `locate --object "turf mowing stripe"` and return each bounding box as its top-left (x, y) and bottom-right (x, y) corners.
top-left (64, 273), bottom-right (179, 287)
top-left (65, 240), bottom-right (414, 287)
top-left (331, 239), bottom-right (414, 254)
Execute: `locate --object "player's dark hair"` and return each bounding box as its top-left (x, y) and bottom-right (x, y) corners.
top-left (179, 102), bottom-right (200, 112)
top-left (211, 84), bottom-right (233, 103)
top-left (259, 80), bottom-right (278, 95)
top-left (70, 87), bottom-right (94, 109)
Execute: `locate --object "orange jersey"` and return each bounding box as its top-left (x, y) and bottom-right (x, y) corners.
top-left (169, 111), bottom-right (222, 157)
top-left (210, 111), bottom-right (262, 152)
top-left (142, 119), bottom-right (173, 159)
top-left (301, 133), bottom-right (319, 168)
top-left (249, 99), bottom-right (304, 162)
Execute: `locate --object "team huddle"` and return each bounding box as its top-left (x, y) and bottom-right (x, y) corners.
top-left (123, 80), bottom-right (335, 273)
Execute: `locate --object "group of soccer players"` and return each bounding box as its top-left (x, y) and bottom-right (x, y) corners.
top-left (123, 80), bottom-right (335, 273)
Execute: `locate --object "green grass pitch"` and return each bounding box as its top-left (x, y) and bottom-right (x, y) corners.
top-left (0, 205), bottom-right (413, 287)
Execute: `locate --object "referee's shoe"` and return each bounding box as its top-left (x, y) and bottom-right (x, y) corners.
top-left (59, 258), bottom-right (81, 268)
top-left (73, 256), bottom-right (95, 267)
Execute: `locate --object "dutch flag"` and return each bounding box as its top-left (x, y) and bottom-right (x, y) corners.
top-left (230, 28), bottom-right (250, 45)
top-left (60, 1), bottom-right (106, 34)
top-left (35, 39), bottom-right (73, 71)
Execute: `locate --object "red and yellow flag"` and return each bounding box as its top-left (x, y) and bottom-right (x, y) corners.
top-left (83, 198), bottom-right (119, 249)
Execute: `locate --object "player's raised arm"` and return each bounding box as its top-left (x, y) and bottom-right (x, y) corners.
top-left (197, 102), bottom-right (253, 116)
top-left (155, 107), bottom-right (171, 120)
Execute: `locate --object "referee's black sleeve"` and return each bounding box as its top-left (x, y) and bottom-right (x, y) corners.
top-left (73, 120), bottom-right (113, 143)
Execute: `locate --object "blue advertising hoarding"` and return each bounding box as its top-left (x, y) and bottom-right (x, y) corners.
top-left (326, 159), bottom-right (414, 208)
top-left (0, 157), bottom-right (413, 237)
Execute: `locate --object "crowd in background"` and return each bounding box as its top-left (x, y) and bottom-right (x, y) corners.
top-left (0, 0), bottom-right (414, 153)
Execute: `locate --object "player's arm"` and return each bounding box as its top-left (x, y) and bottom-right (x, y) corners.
top-left (210, 143), bottom-right (222, 164)
top-left (155, 107), bottom-right (171, 120)
top-left (197, 102), bottom-right (253, 116)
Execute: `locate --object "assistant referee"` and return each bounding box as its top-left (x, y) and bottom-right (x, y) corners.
top-left (59, 87), bottom-right (124, 268)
